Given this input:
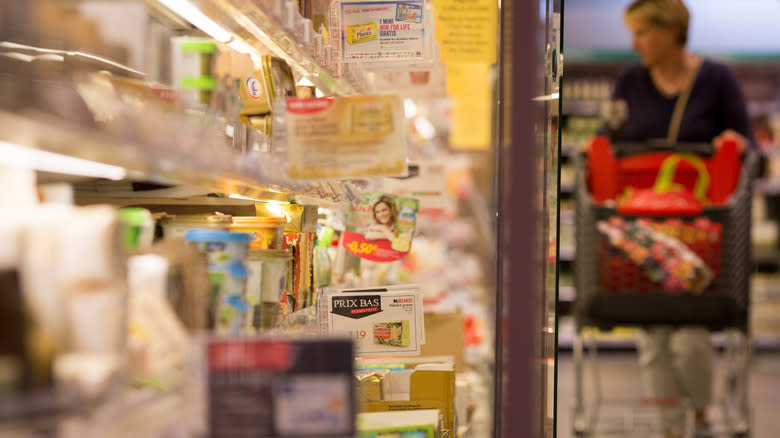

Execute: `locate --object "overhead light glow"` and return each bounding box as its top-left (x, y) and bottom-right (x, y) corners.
top-left (0, 141), bottom-right (127, 180)
top-left (414, 117), bottom-right (436, 140)
top-left (157, 0), bottom-right (232, 43)
top-left (403, 99), bottom-right (418, 118)
top-left (226, 39), bottom-right (262, 62)
top-left (229, 193), bottom-right (261, 202)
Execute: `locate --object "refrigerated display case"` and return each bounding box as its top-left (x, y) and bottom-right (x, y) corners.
top-left (0, 0), bottom-right (559, 437)
top-left (497, 0), bottom-right (562, 437)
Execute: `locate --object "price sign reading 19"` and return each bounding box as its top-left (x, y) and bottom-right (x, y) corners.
top-left (349, 330), bottom-right (367, 340)
top-left (346, 241), bottom-right (378, 256)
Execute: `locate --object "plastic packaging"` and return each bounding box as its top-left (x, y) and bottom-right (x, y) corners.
top-left (118, 208), bottom-right (154, 250)
top-left (186, 230), bottom-right (252, 333)
top-left (214, 264), bottom-right (250, 335)
top-left (314, 227), bottom-right (334, 288)
top-left (248, 249), bottom-right (291, 330)
top-left (184, 230), bottom-right (252, 268)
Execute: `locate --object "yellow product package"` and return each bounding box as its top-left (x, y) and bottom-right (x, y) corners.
top-left (263, 56), bottom-right (297, 100)
top-left (373, 321), bottom-right (410, 347)
top-left (247, 115), bottom-right (273, 137)
top-left (356, 371), bottom-right (387, 403)
top-left (240, 73), bottom-right (272, 116)
top-left (347, 22), bottom-right (378, 44)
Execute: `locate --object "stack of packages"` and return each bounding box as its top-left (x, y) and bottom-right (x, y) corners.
top-left (597, 217), bottom-right (719, 294)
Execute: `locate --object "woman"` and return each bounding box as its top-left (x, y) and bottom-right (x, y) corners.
top-left (365, 195), bottom-right (398, 241)
top-left (604, 1), bottom-right (752, 436)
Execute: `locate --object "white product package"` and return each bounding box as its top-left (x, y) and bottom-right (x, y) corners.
top-left (57, 205), bottom-right (124, 289)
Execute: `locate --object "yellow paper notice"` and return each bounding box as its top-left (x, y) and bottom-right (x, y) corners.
top-left (447, 63), bottom-right (493, 150)
top-left (434, 0), bottom-right (498, 64)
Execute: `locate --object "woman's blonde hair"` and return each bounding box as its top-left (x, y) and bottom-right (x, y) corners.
top-left (625, 0), bottom-right (690, 45)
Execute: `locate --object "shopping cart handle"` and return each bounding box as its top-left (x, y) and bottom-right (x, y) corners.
top-left (612, 141), bottom-right (714, 158)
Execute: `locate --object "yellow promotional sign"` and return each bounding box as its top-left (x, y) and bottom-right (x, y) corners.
top-left (447, 63), bottom-right (493, 150)
top-left (433, 0), bottom-right (498, 64)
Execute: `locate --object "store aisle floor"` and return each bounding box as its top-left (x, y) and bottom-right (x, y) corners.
top-left (556, 350), bottom-right (780, 437)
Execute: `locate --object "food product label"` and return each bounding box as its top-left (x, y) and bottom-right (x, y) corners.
top-left (285, 96), bottom-right (407, 180)
top-left (327, 287), bottom-right (423, 357)
top-left (245, 77), bottom-right (264, 99)
top-left (343, 192), bottom-right (419, 262)
top-left (341, 1), bottom-right (426, 62)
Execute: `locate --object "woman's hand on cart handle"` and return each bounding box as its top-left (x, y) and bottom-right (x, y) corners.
top-left (713, 129), bottom-right (747, 153)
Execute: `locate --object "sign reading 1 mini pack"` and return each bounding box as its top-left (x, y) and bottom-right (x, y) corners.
top-left (339, 0), bottom-right (428, 62)
top-left (327, 286), bottom-right (424, 357)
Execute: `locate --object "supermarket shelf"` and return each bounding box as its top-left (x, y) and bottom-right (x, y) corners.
top-left (755, 178), bottom-right (780, 196)
top-left (561, 145), bottom-right (580, 158)
top-left (752, 334), bottom-right (780, 350)
top-left (754, 248), bottom-right (780, 271)
top-left (562, 100), bottom-right (602, 116)
top-left (559, 246), bottom-right (576, 262)
top-left (559, 286), bottom-right (576, 302)
top-left (0, 110), bottom-right (354, 204)
top-left (560, 209), bottom-right (575, 224)
top-left (187, 0), bottom-right (361, 96)
top-left (74, 195), bottom-right (259, 216)
top-left (748, 100), bottom-right (779, 116)
top-left (566, 49), bottom-right (780, 65)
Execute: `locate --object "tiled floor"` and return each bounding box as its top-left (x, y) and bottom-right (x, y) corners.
top-left (555, 350), bottom-right (780, 437)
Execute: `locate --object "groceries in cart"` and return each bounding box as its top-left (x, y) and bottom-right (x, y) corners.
top-left (597, 216), bottom-right (715, 294)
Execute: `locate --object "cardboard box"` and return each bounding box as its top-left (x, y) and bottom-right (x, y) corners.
top-left (420, 311), bottom-right (465, 372)
top-left (361, 364), bottom-right (455, 437)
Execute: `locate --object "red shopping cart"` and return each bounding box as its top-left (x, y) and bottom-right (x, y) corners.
top-left (572, 138), bottom-right (759, 437)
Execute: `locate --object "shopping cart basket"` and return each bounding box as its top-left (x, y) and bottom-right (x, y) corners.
top-left (571, 140), bottom-right (759, 437)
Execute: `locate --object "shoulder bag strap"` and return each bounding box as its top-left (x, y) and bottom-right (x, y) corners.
top-left (667, 58), bottom-right (702, 144)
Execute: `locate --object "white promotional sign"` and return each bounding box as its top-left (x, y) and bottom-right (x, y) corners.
top-left (327, 286), bottom-right (424, 357)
